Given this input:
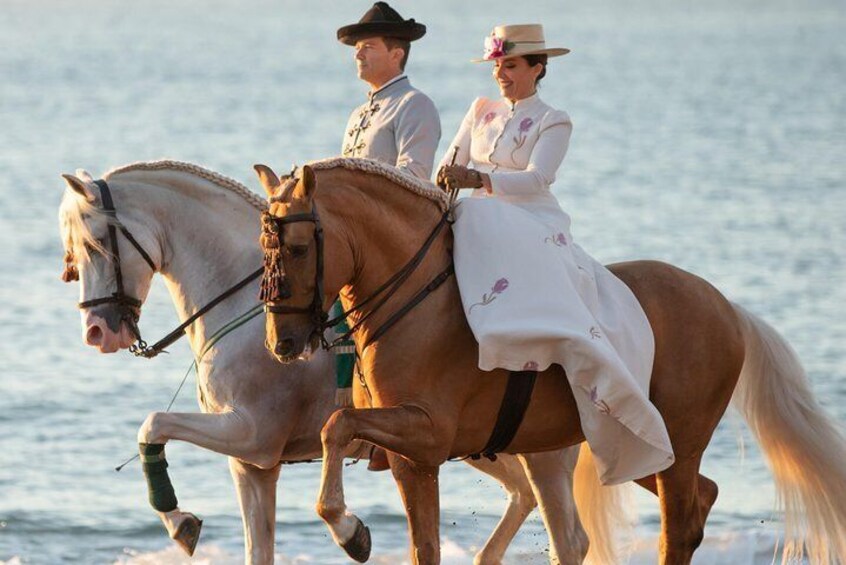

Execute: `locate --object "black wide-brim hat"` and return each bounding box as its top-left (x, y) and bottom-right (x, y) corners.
top-left (337, 2), bottom-right (426, 45)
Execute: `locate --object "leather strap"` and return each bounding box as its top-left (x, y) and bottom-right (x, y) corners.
top-left (472, 370), bottom-right (538, 461)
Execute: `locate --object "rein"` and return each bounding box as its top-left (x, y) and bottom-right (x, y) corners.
top-left (261, 205), bottom-right (454, 351)
top-left (66, 179), bottom-right (263, 359)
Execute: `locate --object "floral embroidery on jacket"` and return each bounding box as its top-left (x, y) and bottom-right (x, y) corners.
top-left (589, 386), bottom-right (612, 415)
top-left (469, 277), bottom-right (509, 313)
top-left (544, 232), bottom-right (568, 247)
top-left (510, 117), bottom-right (534, 159)
top-left (590, 326), bottom-right (602, 340)
top-left (482, 111), bottom-right (496, 125)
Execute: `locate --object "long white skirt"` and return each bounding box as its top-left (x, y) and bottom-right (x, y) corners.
top-left (453, 197), bottom-right (674, 484)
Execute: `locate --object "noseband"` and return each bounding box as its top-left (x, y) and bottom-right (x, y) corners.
top-left (261, 203), bottom-right (454, 351)
top-left (71, 179), bottom-right (159, 355)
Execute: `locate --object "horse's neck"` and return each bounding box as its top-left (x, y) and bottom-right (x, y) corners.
top-left (121, 171), bottom-right (263, 354)
top-left (320, 171), bottom-right (453, 347)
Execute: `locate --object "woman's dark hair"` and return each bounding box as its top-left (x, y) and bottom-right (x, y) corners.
top-left (522, 54), bottom-right (548, 85)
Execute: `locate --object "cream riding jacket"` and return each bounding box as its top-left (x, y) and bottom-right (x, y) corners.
top-left (438, 93), bottom-right (572, 226)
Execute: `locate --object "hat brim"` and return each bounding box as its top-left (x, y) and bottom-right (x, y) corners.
top-left (471, 47), bottom-right (570, 63)
top-left (338, 22), bottom-right (427, 45)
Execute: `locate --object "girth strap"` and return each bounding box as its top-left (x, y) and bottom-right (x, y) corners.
top-left (472, 370), bottom-right (538, 461)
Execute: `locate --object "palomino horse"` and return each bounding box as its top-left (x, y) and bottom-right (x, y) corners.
top-left (58, 160), bottom-right (628, 564)
top-left (256, 158), bottom-right (846, 565)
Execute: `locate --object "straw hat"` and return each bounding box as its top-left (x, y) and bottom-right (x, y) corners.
top-left (337, 2), bottom-right (426, 46)
top-left (472, 24), bottom-right (569, 63)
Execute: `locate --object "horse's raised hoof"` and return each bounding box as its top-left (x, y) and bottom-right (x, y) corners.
top-left (340, 516), bottom-right (371, 563)
top-left (172, 512), bottom-right (203, 556)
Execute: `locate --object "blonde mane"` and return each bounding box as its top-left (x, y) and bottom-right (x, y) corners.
top-left (270, 157), bottom-right (449, 212)
top-left (60, 160), bottom-right (268, 262)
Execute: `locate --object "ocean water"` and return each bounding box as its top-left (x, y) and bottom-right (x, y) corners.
top-left (1, 0), bottom-right (844, 563)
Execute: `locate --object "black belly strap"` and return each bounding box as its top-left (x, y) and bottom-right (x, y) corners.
top-left (471, 370), bottom-right (538, 461)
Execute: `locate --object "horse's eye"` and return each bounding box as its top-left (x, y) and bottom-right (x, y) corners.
top-left (288, 245), bottom-right (309, 258)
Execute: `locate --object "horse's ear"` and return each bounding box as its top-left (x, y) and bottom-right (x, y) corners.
top-left (62, 174), bottom-right (95, 203)
top-left (253, 164), bottom-right (281, 197)
top-left (75, 169), bottom-right (95, 183)
top-left (300, 165), bottom-right (317, 199)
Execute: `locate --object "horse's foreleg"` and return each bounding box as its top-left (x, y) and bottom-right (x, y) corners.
top-left (137, 409), bottom-right (270, 463)
top-left (519, 447), bottom-right (587, 565)
top-left (464, 454), bottom-right (537, 565)
top-left (317, 406), bottom-right (447, 563)
top-left (136, 409), bottom-right (271, 556)
top-left (389, 452), bottom-right (441, 565)
top-left (229, 457), bottom-right (281, 565)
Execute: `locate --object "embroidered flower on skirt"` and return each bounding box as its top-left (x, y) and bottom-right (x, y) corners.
top-left (523, 361), bottom-right (539, 371)
top-left (589, 386), bottom-right (612, 415)
top-left (544, 232), bottom-right (568, 246)
top-left (469, 277), bottom-right (510, 313)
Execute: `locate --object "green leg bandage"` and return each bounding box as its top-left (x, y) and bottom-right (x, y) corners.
top-left (139, 443), bottom-right (178, 513)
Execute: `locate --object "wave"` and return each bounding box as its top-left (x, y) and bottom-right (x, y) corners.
top-left (87, 530), bottom-right (805, 565)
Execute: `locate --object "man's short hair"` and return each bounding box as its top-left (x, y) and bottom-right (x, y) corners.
top-left (382, 37), bottom-right (411, 71)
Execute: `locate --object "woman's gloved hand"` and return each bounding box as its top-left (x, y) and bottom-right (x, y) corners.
top-left (437, 165), bottom-right (484, 191)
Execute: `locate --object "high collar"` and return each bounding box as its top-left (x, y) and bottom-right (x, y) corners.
top-left (369, 74), bottom-right (409, 99)
top-left (506, 92), bottom-right (541, 111)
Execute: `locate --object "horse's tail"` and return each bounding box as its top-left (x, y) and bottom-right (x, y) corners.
top-left (574, 443), bottom-right (636, 565)
top-left (731, 303), bottom-right (846, 564)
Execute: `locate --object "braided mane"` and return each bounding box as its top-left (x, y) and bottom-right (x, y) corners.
top-left (105, 159), bottom-right (268, 211)
top-left (270, 157), bottom-right (449, 212)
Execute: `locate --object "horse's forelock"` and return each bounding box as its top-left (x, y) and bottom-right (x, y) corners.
top-left (59, 189), bottom-right (112, 262)
top-left (268, 177), bottom-right (298, 204)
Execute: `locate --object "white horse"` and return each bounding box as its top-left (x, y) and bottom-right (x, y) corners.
top-left (58, 160), bottom-right (630, 565)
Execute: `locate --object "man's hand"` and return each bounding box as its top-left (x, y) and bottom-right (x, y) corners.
top-left (437, 165), bottom-right (483, 191)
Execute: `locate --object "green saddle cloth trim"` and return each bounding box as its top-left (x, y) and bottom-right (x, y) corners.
top-left (332, 300), bottom-right (354, 389)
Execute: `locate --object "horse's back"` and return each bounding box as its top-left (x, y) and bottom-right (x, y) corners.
top-left (608, 260), bottom-right (746, 454)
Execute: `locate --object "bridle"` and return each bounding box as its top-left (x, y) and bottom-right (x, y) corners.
top-left (71, 179), bottom-right (159, 356)
top-left (260, 202), bottom-right (454, 352)
top-left (64, 179), bottom-right (263, 358)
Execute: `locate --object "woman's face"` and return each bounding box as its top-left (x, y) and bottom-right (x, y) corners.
top-left (493, 57), bottom-right (542, 102)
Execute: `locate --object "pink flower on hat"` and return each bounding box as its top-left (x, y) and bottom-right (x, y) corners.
top-left (483, 35), bottom-right (506, 60)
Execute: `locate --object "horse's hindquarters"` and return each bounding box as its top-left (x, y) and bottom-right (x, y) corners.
top-left (610, 260), bottom-right (746, 457)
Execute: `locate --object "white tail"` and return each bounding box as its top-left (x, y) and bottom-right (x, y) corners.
top-left (731, 303), bottom-right (846, 564)
top-left (574, 443), bottom-right (637, 565)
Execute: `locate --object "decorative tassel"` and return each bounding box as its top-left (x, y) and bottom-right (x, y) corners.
top-left (259, 213), bottom-right (285, 302)
top-left (259, 248), bottom-right (283, 302)
top-left (61, 250), bottom-right (79, 282)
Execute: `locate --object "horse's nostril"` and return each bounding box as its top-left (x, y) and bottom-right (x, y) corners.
top-left (86, 325), bottom-right (104, 346)
top-left (275, 339), bottom-right (294, 357)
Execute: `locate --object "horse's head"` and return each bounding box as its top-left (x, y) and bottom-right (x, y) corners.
top-left (255, 164), bottom-right (330, 363)
top-left (59, 171), bottom-right (160, 353)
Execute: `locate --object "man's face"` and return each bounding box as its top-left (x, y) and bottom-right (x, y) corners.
top-left (354, 36), bottom-right (401, 85)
